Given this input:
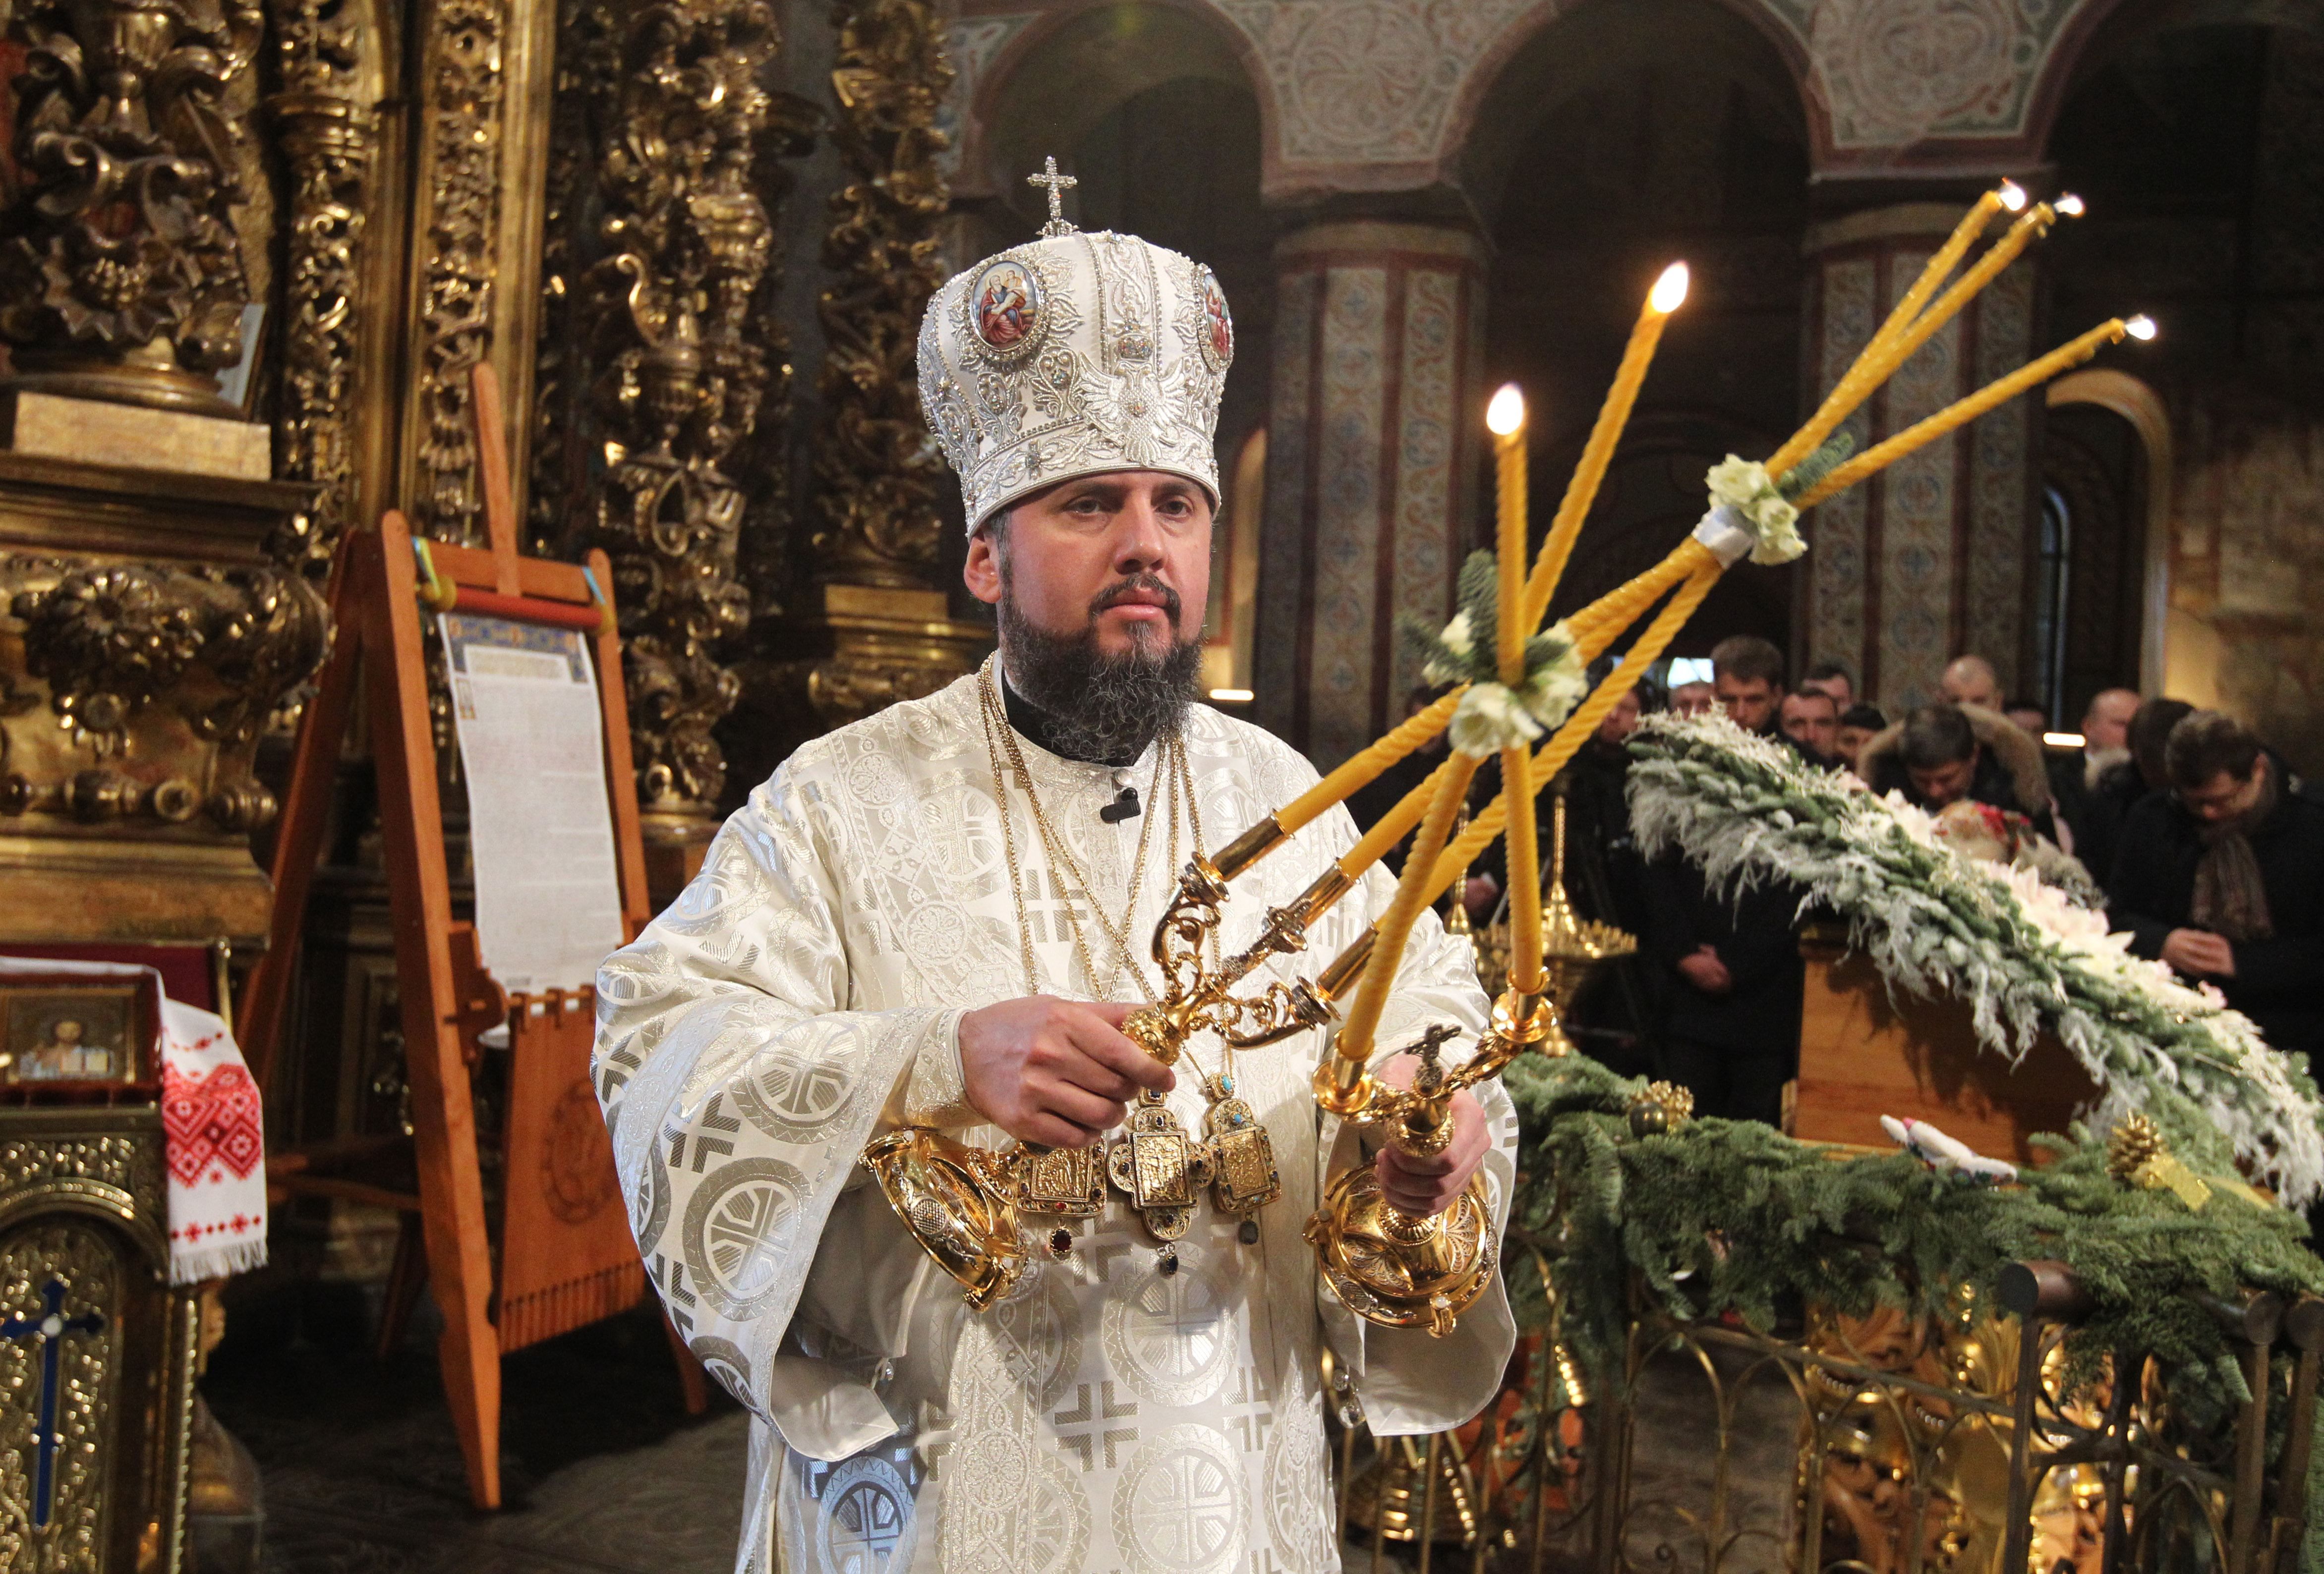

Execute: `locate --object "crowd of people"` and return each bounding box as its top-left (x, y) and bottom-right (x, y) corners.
top-left (1351, 638), bottom-right (2324, 1129)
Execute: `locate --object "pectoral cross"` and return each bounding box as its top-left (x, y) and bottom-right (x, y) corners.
top-left (2, 1278), bottom-right (107, 1528)
top-left (1029, 156), bottom-right (1078, 238)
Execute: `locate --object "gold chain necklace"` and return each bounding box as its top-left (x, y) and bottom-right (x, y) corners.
top-left (975, 661), bottom-right (1277, 1264)
top-left (977, 661), bottom-right (1172, 1002)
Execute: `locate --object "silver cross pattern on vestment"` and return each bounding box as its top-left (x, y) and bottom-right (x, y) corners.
top-left (1029, 155), bottom-right (1078, 238)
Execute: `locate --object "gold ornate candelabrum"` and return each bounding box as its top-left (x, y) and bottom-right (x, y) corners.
top-left (1534, 787), bottom-right (1635, 1057)
top-left (864, 816), bottom-right (1346, 1308)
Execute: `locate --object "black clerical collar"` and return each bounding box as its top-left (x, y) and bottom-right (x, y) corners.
top-left (998, 668), bottom-right (1148, 768)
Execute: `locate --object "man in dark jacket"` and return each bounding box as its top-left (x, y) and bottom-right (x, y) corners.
top-left (1641, 633), bottom-right (1806, 1123)
top-left (2110, 711), bottom-right (2324, 1060)
top-left (2081, 697), bottom-right (2192, 894)
top-left (1860, 702), bottom-right (2058, 838)
top-left (1640, 858), bottom-right (1803, 1124)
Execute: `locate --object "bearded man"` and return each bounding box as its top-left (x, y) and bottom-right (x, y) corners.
top-left (593, 197), bottom-right (1514, 1574)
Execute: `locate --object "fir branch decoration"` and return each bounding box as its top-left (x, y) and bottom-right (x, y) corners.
top-left (1625, 711), bottom-right (2324, 1203)
top-left (1398, 549), bottom-right (1586, 756)
top-left (1775, 431), bottom-right (1856, 501)
top-left (1502, 1052), bottom-right (2324, 1424)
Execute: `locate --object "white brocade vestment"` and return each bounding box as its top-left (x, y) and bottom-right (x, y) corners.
top-left (592, 675), bottom-right (1518, 1574)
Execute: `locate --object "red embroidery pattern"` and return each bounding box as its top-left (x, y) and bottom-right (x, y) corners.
top-left (161, 1062), bottom-right (264, 1185)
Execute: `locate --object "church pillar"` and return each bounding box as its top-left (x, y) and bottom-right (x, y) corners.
top-left (1796, 200), bottom-right (2042, 710)
top-left (1252, 221), bottom-right (1487, 769)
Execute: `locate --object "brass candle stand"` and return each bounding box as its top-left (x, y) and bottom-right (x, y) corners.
top-left (1534, 788), bottom-right (1636, 1058)
top-left (1304, 990), bottom-right (1544, 1338)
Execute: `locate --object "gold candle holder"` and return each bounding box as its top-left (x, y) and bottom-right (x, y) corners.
top-left (1535, 787), bottom-right (1636, 1058)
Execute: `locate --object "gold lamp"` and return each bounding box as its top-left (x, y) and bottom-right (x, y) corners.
top-left (1534, 787), bottom-right (1635, 1057)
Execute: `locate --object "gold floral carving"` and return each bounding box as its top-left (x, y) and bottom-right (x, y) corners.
top-left (543, 0), bottom-right (811, 816)
top-left (2, 555), bottom-right (326, 824)
top-left (267, 0), bottom-right (378, 569)
top-left (813, 0), bottom-right (954, 588)
top-left (0, 0), bottom-right (264, 412)
top-left (412, 0), bottom-right (507, 545)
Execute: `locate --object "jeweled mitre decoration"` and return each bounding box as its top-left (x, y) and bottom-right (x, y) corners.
top-left (916, 194), bottom-right (1233, 530)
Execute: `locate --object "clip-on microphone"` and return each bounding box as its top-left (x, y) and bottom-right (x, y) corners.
top-left (1098, 785), bottom-right (1141, 823)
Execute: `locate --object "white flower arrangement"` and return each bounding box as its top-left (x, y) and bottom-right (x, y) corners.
top-left (1702, 455), bottom-right (1806, 565)
top-left (1627, 710), bottom-right (2324, 1204)
top-left (1403, 550), bottom-right (1589, 758)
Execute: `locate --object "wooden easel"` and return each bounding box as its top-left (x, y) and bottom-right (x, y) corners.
top-left (239, 364), bottom-right (704, 1510)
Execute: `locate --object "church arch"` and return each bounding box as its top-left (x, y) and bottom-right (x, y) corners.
top-left (2025, 0), bottom-right (2324, 160)
top-left (1467, 0), bottom-right (1810, 658)
top-left (1445, 0), bottom-right (1812, 205)
top-left (950, 2), bottom-right (1274, 206)
top-left (2042, 5), bottom-right (2324, 770)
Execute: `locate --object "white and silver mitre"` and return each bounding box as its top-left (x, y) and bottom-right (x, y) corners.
top-left (917, 159), bottom-right (1235, 532)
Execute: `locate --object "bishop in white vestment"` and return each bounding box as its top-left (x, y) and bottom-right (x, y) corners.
top-left (594, 194), bottom-right (1516, 1574)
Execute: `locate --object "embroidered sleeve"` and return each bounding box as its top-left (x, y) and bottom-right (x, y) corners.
top-left (900, 1026), bottom-right (982, 1128)
top-left (591, 764), bottom-right (949, 1448)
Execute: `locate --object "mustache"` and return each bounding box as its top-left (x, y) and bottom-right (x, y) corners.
top-left (1090, 573), bottom-right (1182, 626)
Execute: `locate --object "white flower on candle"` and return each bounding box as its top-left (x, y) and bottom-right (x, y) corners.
top-left (1706, 455), bottom-right (1770, 508)
top-left (1450, 682), bottom-right (1544, 757)
top-left (1518, 623), bottom-right (1587, 730)
top-left (1441, 610), bottom-right (1473, 656)
top-left (1419, 609), bottom-right (1476, 685)
top-left (1703, 454), bottom-right (1808, 565)
top-left (1745, 494), bottom-right (1805, 565)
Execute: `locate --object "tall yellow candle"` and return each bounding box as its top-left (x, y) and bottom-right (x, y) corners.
top-left (1523, 262), bottom-right (1690, 627)
top-left (1501, 741), bottom-right (1544, 992)
top-left (1868, 182), bottom-right (2025, 361)
top-left (1489, 384), bottom-right (1529, 681)
top-left (1486, 381), bottom-right (1546, 996)
top-left (1331, 751), bottom-right (1482, 1068)
top-left (1797, 316), bottom-right (2148, 509)
top-left (1769, 199), bottom-right (2062, 479)
top-left (1778, 184), bottom-right (2024, 481)
top-left (1338, 755), bottom-right (1458, 882)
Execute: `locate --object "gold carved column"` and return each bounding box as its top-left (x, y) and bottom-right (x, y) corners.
top-left (530, 0), bottom-right (815, 896)
top-left (730, 0), bottom-right (987, 778)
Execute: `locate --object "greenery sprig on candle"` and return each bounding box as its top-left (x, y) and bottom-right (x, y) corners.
top-left (1400, 550), bottom-right (1587, 758)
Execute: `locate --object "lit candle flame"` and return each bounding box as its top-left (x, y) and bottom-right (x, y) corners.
top-left (2056, 193), bottom-right (2086, 218)
top-left (2125, 314), bottom-right (2158, 341)
top-left (1649, 262), bottom-right (1690, 315)
top-left (1997, 180), bottom-right (2028, 213)
top-left (1486, 383), bottom-right (1527, 436)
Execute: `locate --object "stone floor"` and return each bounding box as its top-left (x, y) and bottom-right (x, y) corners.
top-left (202, 1288), bottom-right (749, 1574)
top-left (199, 1284), bottom-right (1801, 1574)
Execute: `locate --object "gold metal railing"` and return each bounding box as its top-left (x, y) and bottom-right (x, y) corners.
top-left (1330, 1259), bottom-right (2324, 1574)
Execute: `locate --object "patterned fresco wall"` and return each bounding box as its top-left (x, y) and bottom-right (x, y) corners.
top-left (1252, 223), bottom-right (1484, 768)
top-left (950, 0), bottom-right (2113, 196)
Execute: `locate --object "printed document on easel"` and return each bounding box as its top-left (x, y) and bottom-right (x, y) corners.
top-left (439, 614), bottom-right (626, 994)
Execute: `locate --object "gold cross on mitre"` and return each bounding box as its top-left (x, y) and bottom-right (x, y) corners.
top-left (1029, 155), bottom-right (1077, 238)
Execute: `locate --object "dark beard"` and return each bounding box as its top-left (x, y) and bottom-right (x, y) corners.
top-left (998, 568), bottom-right (1201, 764)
